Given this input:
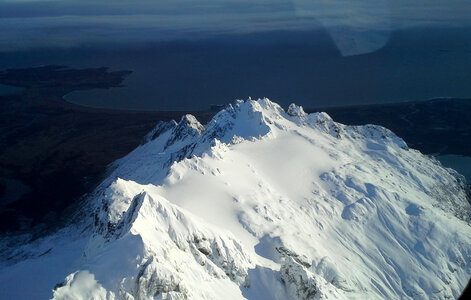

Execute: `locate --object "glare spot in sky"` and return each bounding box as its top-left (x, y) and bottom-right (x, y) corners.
top-left (293, 0), bottom-right (391, 56)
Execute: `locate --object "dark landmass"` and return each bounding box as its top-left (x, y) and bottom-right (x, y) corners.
top-left (0, 65), bottom-right (470, 236)
top-left (0, 65), bottom-right (132, 93)
top-left (0, 65), bottom-right (213, 234)
top-left (313, 98), bottom-right (471, 157)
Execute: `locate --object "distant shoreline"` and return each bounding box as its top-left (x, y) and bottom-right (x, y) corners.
top-left (3, 27), bottom-right (469, 111)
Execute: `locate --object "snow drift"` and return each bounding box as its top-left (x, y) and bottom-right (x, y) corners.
top-left (1, 98), bottom-right (470, 299)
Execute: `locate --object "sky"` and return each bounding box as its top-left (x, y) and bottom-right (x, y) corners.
top-left (1, 0), bottom-right (470, 55)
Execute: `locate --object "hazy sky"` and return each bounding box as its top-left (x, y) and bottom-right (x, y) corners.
top-left (1, 0), bottom-right (470, 55)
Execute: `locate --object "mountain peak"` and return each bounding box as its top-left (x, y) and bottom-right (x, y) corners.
top-left (178, 114), bottom-right (205, 135)
top-left (1, 98), bottom-right (470, 300)
top-left (287, 103), bottom-right (307, 117)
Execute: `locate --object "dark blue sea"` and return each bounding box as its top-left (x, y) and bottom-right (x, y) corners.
top-left (1, 28), bottom-right (470, 111)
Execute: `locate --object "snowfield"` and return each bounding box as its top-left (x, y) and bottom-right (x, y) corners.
top-left (1, 98), bottom-right (470, 299)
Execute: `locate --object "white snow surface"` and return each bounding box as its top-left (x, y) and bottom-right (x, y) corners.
top-left (1, 98), bottom-right (470, 299)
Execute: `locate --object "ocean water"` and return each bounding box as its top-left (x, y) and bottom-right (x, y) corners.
top-left (0, 84), bottom-right (23, 96)
top-left (436, 155), bottom-right (471, 182)
top-left (1, 27), bottom-right (470, 111)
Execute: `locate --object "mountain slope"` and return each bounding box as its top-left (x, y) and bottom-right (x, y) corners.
top-left (1, 98), bottom-right (470, 299)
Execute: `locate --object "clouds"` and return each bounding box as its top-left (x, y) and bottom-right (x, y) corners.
top-left (0, 0), bottom-right (470, 54)
top-left (0, 1), bottom-right (306, 51)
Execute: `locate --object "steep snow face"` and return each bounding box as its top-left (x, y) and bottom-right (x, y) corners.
top-left (1, 98), bottom-right (471, 300)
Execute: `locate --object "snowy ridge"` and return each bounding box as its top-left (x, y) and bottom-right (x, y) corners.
top-left (1, 98), bottom-right (470, 299)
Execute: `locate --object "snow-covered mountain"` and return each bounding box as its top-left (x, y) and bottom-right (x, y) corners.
top-left (1, 98), bottom-right (470, 299)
